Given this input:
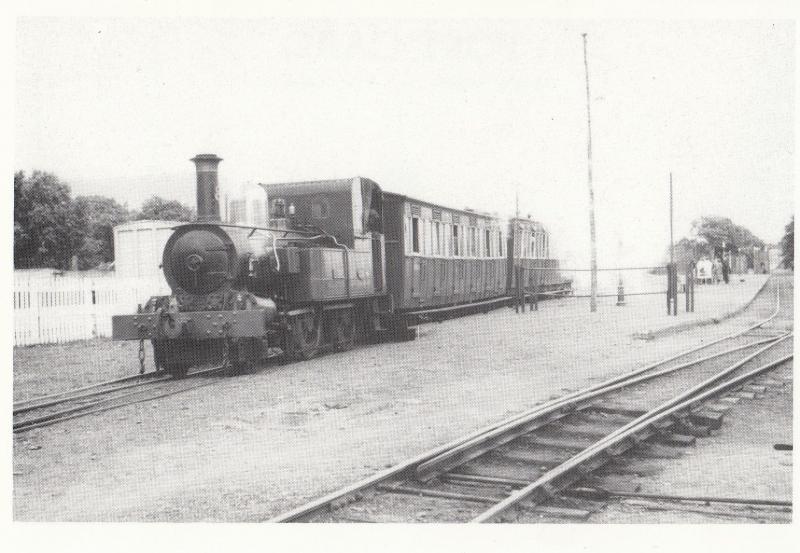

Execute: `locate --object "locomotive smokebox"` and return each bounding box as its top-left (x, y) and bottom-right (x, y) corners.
top-left (191, 154), bottom-right (223, 222)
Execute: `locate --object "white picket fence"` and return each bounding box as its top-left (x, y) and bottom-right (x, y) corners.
top-left (13, 270), bottom-right (170, 347)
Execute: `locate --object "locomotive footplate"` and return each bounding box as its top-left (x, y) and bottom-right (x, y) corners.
top-left (112, 309), bottom-right (273, 341)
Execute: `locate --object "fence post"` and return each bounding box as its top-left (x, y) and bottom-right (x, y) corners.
top-left (666, 263), bottom-right (678, 316)
top-left (34, 277), bottom-right (42, 344)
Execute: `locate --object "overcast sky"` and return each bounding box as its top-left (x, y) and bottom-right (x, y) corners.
top-left (15, 18), bottom-right (794, 266)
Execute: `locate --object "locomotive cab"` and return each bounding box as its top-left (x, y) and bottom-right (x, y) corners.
top-left (262, 176), bottom-right (384, 246)
top-left (259, 177), bottom-right (386, 299)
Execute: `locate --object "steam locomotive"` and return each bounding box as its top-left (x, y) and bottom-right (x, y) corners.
top-left (112, 154), bottom-right (570, 376)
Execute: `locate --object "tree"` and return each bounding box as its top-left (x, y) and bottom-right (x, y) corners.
top-left (781, 216), bottom-right (793, 269)
top-left (667, 216), bottom-right (765, 271)
top-left (671, 237), bottom-right (709, 271)
top-left (14, 171), bottom-right (32, 261)
top-left (73, 195), bottom-right (131, 269)
top-left (691, 215), bottom-right (764, 255)
top-left (135, 196), bottom-right (194, 222)
top-left (14, 171), bottom-right (86, 270)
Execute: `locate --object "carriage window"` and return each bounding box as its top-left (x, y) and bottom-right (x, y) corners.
top-left (485, 229), bottom-right (491, 257)
top-left (411, 217), bottom-right (420, 253)
top-left (434, 221), bottom-right (442, 255)
top-left (498, 231), bottom-right (504, 257)
top-left (270, 198), bottom-right (286, 218)
top-left (427, 220), bottom-right (433, 255)
top-left (452, 225), bottom-right (460, 256)
top-left (311, 199), bottom-right (329, 219)
top-left (468, 227), bottom-right (476, 257)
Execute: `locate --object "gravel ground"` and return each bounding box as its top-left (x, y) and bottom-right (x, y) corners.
top-left (13, 339), bottom-right (145, 403)
top-left (13, 274), bottom-right (775, 521)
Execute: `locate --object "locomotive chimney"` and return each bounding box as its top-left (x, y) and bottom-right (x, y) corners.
top-left (190, 154), bottom-right (223, 222)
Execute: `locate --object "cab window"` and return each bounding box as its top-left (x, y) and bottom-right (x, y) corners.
top-left (270, 198), bottom-right (286, 218)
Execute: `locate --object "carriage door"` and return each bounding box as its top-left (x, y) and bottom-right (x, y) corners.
top-left (372, 235), bottom-right (383, 291)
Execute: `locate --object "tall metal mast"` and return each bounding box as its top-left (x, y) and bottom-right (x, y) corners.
top-left (669, 172), bottom-right (674, 264)
top-left (582, 33), bottom-right (598, 313)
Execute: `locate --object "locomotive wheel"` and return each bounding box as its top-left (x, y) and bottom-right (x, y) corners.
top-left (287, 312), bottom-right (322, 360)
top-left (332, 309), bottom-right (356, 351)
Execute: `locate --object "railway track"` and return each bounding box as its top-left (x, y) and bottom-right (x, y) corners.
top-left (13, 364), bottom-right (227, 433)
top-left (270, 277), bottom-right (792, 523)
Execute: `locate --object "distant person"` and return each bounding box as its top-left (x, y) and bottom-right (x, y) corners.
top-left (721, 257), bottom-right (730, 284)
top-left (760, 262), bottom-right (767, 274)
top-left (696, 257), bottom-right (712, 284)
top-left (712, 257), bottom-right (722, 284)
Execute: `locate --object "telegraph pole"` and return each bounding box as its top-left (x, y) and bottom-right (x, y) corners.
top-left (582, 33), bottom-right (598, 313)
top-left (669, 172), bottom-right (674, 264)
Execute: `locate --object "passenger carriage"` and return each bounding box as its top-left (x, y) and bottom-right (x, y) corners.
top-left (383, 192), bottom-right (509, 317)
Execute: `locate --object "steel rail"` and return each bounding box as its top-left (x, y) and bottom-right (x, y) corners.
top-left (14, 374), bottom-right (174, 415)
top-left (13, 364), bottom-right (227, 433)
top-left (472, 345), bottom-right (793, 522)
top-left (13, 372), bottom-right (226, 433)
top-left (566, 487), bottom-right (793, 508)
top-left (270, 280), bottom-right (782, 522)
top-left (13, 369), bottom-right (169, 409)
top-left (13, 364), bottom-right (225, 415)
top-left (413, 330), bottom-right (788, 480)
top-left (415, 280), bottom-right (782, 476)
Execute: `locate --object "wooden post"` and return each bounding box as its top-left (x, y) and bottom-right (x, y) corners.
top-left (666, 265), bottom-right (670, 315)
top-left (514, 266), bottom-right (520, 314)
top-left (532, 267), bottom-right (539, 311)
top-left (685, 267), bottom-right (690, 313)
top-left (666, 263), bottom-right (678, 316)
